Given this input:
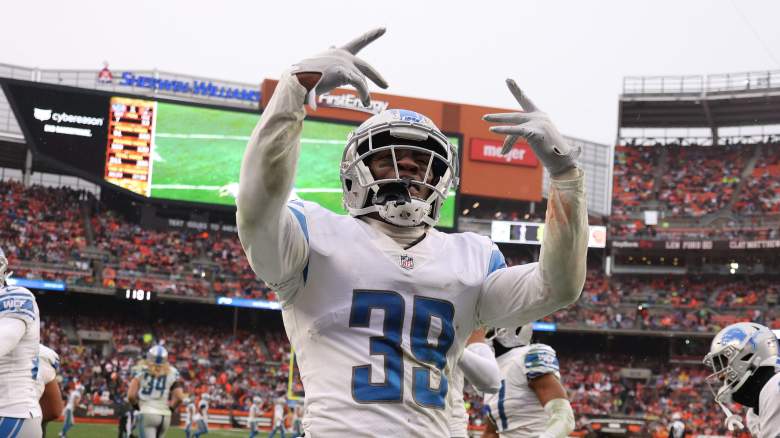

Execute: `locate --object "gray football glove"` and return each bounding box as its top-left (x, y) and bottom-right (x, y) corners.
top-left (483, 79), bottom-right (580, 176)
top-left (291, 27), bottom-right (389, 110)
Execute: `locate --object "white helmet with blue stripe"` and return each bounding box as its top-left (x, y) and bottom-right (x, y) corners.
top-left (146, 345), bottom-right (168, 365)
top-left (704, 322), bottom-right (779, 404)
top-left (340, 109), bottom-right (459, 227)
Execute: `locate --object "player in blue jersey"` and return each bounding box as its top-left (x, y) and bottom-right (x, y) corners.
top-left (237, 28), bottom-right (588, 437)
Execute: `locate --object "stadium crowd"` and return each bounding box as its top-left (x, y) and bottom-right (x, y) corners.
top-left (4, 179), bottom-right (778, 335)
top-left (40, 311), bottom-right (734, 435)
top-left (611, 142), bottom-right (780, 234)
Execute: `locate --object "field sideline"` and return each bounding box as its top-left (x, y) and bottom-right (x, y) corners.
top-left (45, 420), bottom-right (274, 438)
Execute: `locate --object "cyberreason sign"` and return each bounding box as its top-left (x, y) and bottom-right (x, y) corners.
top-left (469, 137), bottom-right (539, 167)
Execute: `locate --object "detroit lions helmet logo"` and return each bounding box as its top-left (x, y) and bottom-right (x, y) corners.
top-left (392, 109), bottom-right (425, 123)
top-left (720, 327), bottom-right (747, 347)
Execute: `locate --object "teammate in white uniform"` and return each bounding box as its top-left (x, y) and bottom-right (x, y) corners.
top-left (59, 384), bottom-right (82, 438)
top-left (247, 396), bottom-right (262, 438)
top-left (36, 344), bottom-right (62, 430)
top-left (703, 322), bottom-right (780, 438)
top-left (482, 325), bottom-right (574, 438)
top-left (269, 396), bottom-right (287, 438)
top-left (236, 28), bottom-right (588, 437)
top-left (449, 329), bottom-right (501, 438)
top-left (191, 394), bottom-right (209, 438)
top-left (0, 247), bottom-right (43, 438)
top-left (183, 398), bottom-right (195, 438)
top-left (128, 345), bottom-right (184, 438)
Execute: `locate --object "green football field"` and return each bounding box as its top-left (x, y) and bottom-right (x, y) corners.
top-left (45, 421), bottom-right (273, 438)
top-left (148, 102), bottom-right (455, 228)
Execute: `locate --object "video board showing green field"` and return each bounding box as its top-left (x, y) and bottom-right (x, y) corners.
top-left (148, 101), bottom-right (457, 228)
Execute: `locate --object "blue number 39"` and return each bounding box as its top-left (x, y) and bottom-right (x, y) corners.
top-left (349, 290), bottom-right (455, 409)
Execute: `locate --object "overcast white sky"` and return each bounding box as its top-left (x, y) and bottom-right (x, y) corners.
top-left (3, 0), bottom-right (779, 144)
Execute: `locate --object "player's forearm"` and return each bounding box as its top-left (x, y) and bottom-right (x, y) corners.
top-left (538, 168), bottom-right (588, 307)
top-left (459, 343), bottom-right (501, 394)
top-left (237, 71), bottom-right (307, 225)
top-left (236, 72), bottom-right (310, 287)
top-left (539, 398), bottom-right (575, 438)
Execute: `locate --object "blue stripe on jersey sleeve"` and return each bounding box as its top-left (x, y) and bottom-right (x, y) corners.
top-left (0, 296), bottom-right (36, 321)
top-left (287, 203), bottom-right (310, 284)
top-left (524, 346), bottom-right (560, 380)
top-left (487, 246), bottom-right (507, 276)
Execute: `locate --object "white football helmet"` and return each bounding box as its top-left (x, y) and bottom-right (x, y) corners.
top-left (703, 322), bottom-right (779, 404)
top-left (146, 345), bottom-right (168, 365)
top-left (252, 395), bottom-right (262, 404)
top-left (201, 393), bottom-right (211, 401)
top-left (340, 109), bottom-right (459, 227)
top-left (487, 324), bottom-right (534, 349)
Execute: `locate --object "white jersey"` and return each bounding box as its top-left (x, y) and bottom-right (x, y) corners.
top-left (34, 344), bottom-right (59, 400)
top-left (273, 400), bottom-right (285, 426)
top-left (248, 402), bottom-right (262, 423)
top-left (65, 388), bottom-right (81, 411)
top-left (185, 401), bottom-right (196, 424)
top-left (133, 364), bottom-right (179, 415)
top-left (750, 372), bottom-right (780, 438)
top-left (669, 420), bottom-right (685, 438)
top-left (449, 364), bottom-right (468, 437)
top-left (279, 201), bottom-right (512, 436)
top-left (236, 72), bottom-right (588, 438)
top-left (197, 399), bottom-right (209, 422)
top-left (0, 286), bottom-right (41, 418)
top-left (484, 344), bottom-right (560, 438)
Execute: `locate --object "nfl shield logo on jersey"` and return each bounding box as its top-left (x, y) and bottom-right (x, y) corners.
top-left (399, 255), bottom-right (414, 270)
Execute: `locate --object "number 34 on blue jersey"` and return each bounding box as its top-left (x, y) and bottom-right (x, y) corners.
top-left (349, 290), bottom-right (455, 409)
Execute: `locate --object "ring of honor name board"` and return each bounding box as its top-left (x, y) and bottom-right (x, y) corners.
top-left (105, 97), bottom-right (157, 196)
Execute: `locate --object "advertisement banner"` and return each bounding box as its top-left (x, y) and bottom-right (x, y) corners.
top-left (491, 220), bottom-right (606, 248)
top-left (469, 137), bottom-right (538, 167)
top-left (610, 239), bottom-right (780, 251)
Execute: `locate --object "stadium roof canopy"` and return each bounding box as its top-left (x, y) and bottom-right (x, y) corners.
top-left (619, 70), bottom-right (780, 129)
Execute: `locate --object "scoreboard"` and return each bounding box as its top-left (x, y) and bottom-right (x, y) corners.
top-left (105, 97), bottom-right (157, 196)
top-left (0, 77), bottom-right (459, 228)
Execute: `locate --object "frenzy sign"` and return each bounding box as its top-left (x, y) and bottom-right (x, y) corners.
top-left (469, 137), bottom-right (539, 167)
top-left (118, 72), bottom-right (260, 103)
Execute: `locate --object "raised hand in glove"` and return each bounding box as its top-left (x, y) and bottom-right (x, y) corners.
top-left (483, 79), bottom-right (580, 176)
top-left (291, 27), bottom-right (389, 110)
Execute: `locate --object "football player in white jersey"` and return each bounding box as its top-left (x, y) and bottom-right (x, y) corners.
top-left (0, 247), bottom-right (44, 438)
top-left (269, 396), bottom-right (287, 438)
top-left (36, 344), bottom-right (62, 432)
top-left (449, 329), bottom-right (501, 438)
top-left (191, 393), bottom-right (210, 438)
top-left (128, 345), bottom-right (184, 438)
top-left (236, 28), bottom-right (588, 437)
top-left (183, 397), bottom-right (195, 438)
top-left (59, 384), bottom-right (82, 438)
top-left (482, 325), bottom-right (574, 438)
top-left (703, 322), bottom-right (780, 438)
top-left (247, 395), bottom-right (262, 438)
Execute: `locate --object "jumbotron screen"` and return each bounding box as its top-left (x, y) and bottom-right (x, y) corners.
top-left (2, 79), bottom-right (457, 228)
